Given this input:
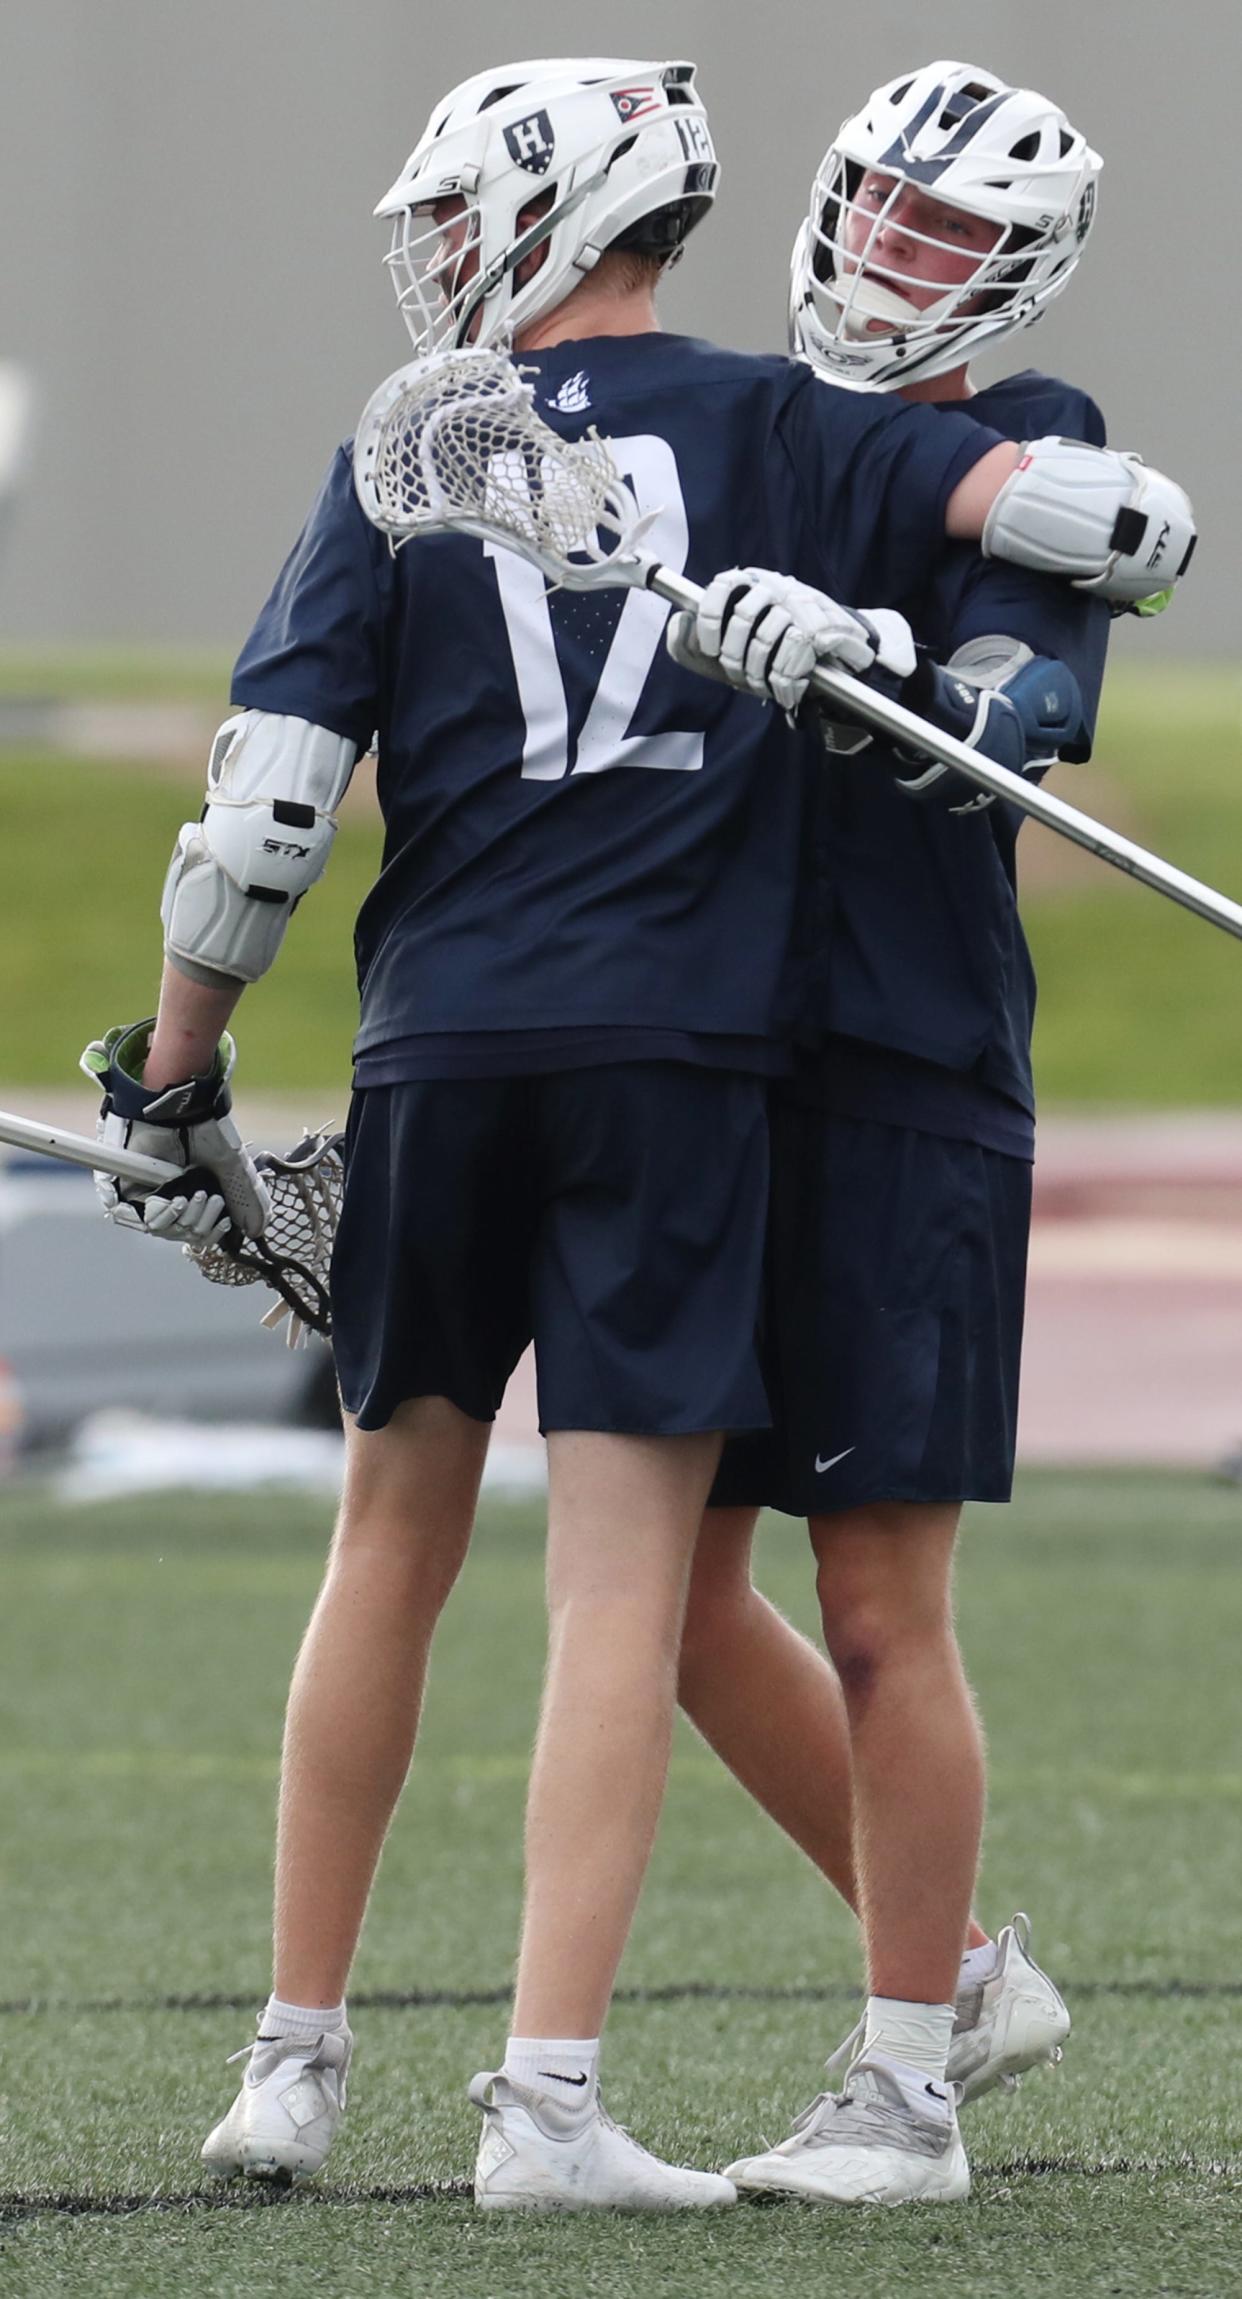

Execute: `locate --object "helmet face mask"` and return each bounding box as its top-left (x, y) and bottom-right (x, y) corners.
top-left (790, 61), bottom-right (1101, 391)
top-left (377, 58), bottom-right (719, 356)
top-left (382, 191), bottom-right (552, 355)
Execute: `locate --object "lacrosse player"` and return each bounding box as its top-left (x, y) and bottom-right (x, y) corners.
top-left (87, 56), bottom-right (1189, 2210)
top-left (666, 61), bottom-right (1192, 2203)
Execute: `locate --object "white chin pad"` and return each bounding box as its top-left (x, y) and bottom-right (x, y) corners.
top-left (840, 272), bottom-right (952, 337)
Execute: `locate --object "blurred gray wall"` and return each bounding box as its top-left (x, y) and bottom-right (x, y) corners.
top-left (1, 0), bottom-right (1236, 658)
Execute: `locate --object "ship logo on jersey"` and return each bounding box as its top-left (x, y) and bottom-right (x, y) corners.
top-left (504, 110), bottom-right (556, 175)
top-left (548, 372), bottom-right (591, 414)
top-left (611, 86), bottom-right (661, 124)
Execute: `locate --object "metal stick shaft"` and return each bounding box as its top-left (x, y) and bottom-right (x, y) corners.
top-left (642, 563), bottom-right (1242, 944)
top-left (0, 1110), bottom-right (180, 1186)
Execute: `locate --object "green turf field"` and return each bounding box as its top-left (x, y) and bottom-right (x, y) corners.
top-left (0, 647), bottom-right (233, 703)
top-left (0, 1470), bottom-right (1238, 2296)
top-left (1, 661), bottom-right (1239, 1103)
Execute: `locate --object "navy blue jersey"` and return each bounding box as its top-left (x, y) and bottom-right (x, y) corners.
top-left (797, 370), bottom-right (1111, 1140)
top-left (231, 333), bottom-right (998, 1071)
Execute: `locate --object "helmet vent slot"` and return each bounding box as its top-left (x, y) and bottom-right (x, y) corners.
top-left (1009, 131), bottom-right (1042, 161)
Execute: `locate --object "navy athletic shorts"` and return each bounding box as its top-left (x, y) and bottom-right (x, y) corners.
top-left (710, 1106), bottom-right (1032, 1517)
top-left (332, 1066), bottom-right (771, 1437)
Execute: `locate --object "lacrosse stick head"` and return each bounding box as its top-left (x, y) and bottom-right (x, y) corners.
top-left (187, 1127), bottom-right (344, 1344)
top-left (352, 349), bottom-right (656, 589)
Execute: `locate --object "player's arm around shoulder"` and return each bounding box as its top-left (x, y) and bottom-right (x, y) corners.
top-left (770, 361), bottom-right (1194, 615)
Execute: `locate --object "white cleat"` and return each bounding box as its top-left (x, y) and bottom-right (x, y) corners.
top-left (470, 2070), bottom-right (737, 2213)
top-left (824, 1914), bottom-right (1071, 2108)
top-left (948, 1913), bottom-right (1071, 2103)
top-left (201, 2025), bottom-right (352, 2184)
top-left (725, 2051), bottom-right (969, 2205)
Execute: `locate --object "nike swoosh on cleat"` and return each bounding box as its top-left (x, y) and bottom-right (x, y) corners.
top-left (814, 1447), bottom-right (855, 1473)
top-left (539, 2069), bottom-right (589, 2087)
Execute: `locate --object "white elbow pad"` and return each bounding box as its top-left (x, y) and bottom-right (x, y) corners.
top-left (161, 712), bottom-right (359, 984)
top-left (982, 437), bottom-right (1197, 605)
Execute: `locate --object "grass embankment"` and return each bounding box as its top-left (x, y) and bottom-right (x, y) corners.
top-left (0, 659), bottom-right (1238, 1101)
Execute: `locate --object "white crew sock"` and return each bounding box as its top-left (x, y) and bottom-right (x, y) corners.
top-left (861, 1997), bottom-right (956, 2083)
top-left (959, 1938), bottom-right (1000, 1988)
top-left (503, 2035), bottom-right (600, 2109)
top-left (259, 1994), bottom-right (348, 2043)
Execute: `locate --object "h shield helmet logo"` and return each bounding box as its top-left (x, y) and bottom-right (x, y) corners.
top-left (504, 111), bottom-right (556, 175)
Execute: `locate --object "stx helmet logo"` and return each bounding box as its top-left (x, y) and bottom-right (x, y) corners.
top-left (504, 110), bottom-right (556, 175)
top-left (611, 86), bottom-right (661, 124)
top-left (1076, 181), bottom-right (1097, 242)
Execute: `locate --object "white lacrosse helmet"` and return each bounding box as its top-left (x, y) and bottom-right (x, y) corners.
top-left (789, 60), bottom-right (1102, 390)
top-left (376, 58), bottom-right (719, 356)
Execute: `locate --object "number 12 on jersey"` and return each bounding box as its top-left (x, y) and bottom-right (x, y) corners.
top-left (484, 434), bottom-right (704, 780)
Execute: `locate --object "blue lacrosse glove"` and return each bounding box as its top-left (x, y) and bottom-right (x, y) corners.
top-left (883, 643), bottom-right (1085, 814)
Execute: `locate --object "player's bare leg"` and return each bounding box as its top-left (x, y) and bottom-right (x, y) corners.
top-left (723, 1503), bottom-right (979, 2204)
top-left (273, 1395), bottom-right (489, 2006)
top-left (512, 1429), bottom-right (722, 2037)
top-left (678, 1506), bottom-right (992, 1951)
top-left (809, 1498), bottom-right (1069, 2114)
top-left (471, 1428), bottom-right (736, 2211)
top-left (203, 1394), bottom-right (490, 2182)
top-left (810, 1501), bottom-right (982, 2008)
top-left (724, 1501), bottom-right (1071, 2200)
top-left (678, 1506), bottom-right (858, 1907)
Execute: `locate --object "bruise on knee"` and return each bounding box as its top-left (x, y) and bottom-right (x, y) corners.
top-left (824, 1631), bottom-right (884, 1717)
top-left (816, 1571), bottom-right (898, 1716)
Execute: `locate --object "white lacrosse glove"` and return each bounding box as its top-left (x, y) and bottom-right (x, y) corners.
top-left (79, 1018), bottom-right (270, 1248)
top-left (667, 568), bottom-right (917, 716)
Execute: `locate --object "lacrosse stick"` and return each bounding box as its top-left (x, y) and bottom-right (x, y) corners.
top-left (353, 349), bottom-right (1242, 945)
top-left (0, 1109), bottom-right (344, 1344)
